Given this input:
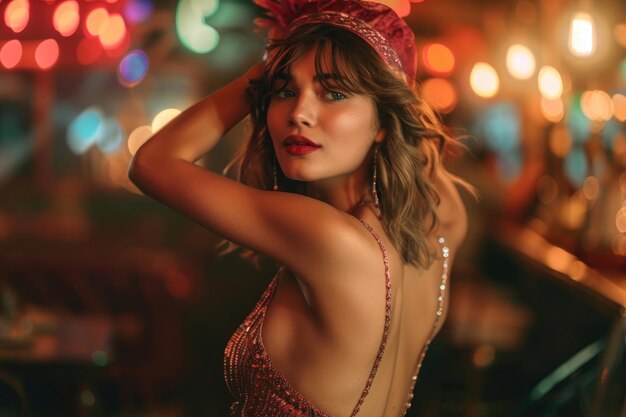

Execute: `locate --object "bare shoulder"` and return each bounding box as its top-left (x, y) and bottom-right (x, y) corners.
top-left (431, 164), bottom-right (468, 251)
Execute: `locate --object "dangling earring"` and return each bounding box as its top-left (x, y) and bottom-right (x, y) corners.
top-left (272, 158), bottom-right (278, 191)
top-left (372, 145), bottom-right (382, 217)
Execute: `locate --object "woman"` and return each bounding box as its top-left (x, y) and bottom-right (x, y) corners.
top-left (129, 1), bottom-right (469, 415)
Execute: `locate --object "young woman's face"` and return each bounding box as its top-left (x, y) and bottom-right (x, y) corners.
top-left (267, 46), bottom-right (384, 185)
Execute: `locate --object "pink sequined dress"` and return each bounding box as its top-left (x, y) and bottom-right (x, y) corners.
top-left (224, 219), bottom-right (450, 416)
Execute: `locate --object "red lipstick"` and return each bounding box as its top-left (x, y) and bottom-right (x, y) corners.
top-left (282, 135), bottom-right (321, 156)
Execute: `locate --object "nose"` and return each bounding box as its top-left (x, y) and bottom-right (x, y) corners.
top-left (288, 92), bottom-right (316, 128)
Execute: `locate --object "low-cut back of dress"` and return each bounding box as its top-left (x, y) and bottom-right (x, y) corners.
top-left (223, 219), bottom-right (450, 416)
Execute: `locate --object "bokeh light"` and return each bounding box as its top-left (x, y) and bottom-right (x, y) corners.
top-left (152, 109), bottom-right (182, 133)
top-left (538, 66), bottom-right (563, 99)
top-left (128, 125), bottom-right (153, 155)
top-left (176, 0), bottom-right (220, 54)
top-left (564, 147), bottom-right (588, 187)
top-left (582, 176), bottom-right (600, 200)
top-left (85, 7), bottom-right (109, 38)
top-left (470, 62), bottom-right (499, 98)
top-left (506, 44), bottom-right (536, 80)
top-left (581, 90), bottom-right (613, 122)
top-left (53, 1), bottom-right (80, 37)
top-left (601, 119), bottom-right (622, 152)
top-left (5, 0), bottom-right (30, 34)
top-left (422, 43), bottom-right (455, 76)
top-left (475, 102), bottom-right (520, 153)
top-left (549, 125), bottom-right (572, 157)
top-left (567, 93), bottom-right (591, 144)
top-left (569, 12), bottom-right (595, 57)
top-left (612, 94), bottom-right (626, 122)
top-left (99, 13), bottom-right (127, 50)
top-left (97, 119), bottom-right (125, 154)
top-left (67, 107), bottom-right (105, 155)
top-left (118, 50), bottom-right (149, 87)
top-left (541, 97), bottom-right (564, 123)
top-left (123, 0), bottom-right (153, 24)
top-left (35, 39), bottom-right (60, 70)
top-left (0, 40), bottom-right (23, 69)
top-left (421, 78), bottom-right (457, 114)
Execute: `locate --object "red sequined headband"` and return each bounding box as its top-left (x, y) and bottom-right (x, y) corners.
top-left (254, 0), bottom-right (417, 87)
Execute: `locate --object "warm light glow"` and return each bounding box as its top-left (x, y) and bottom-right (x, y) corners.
top-left (76, 37), bottom-right (102, 65)
top-left (616, 207), bottom-right (626, 233)
top-left (99, 13), bottom-right (127, 49)
top-left (422, 43), bottom-right (455, 76)
top-left (541, 97), bottom-right (564, 123)
top-left (612, 94), bottom-right (626, 122)
top-left (506, 44), bottom-right (536, 80)
top-left (0, 40), bottom-right (23, 69)
top-left (5, 0), bottom-right (30, 33)
top-left (35, 39), bottom-right (60, 70)
top-left (582, 176), bottom-right (600, 200)
top-left (581, 90), bottom-right (613, 122)
top-left (549, 125), bottom-right (571, 157)
top-left (421, 78), bottom-right (457, 113)
top-left (152, 109), bottom-right (182, 132)
top-left (85, 7), bottom-right (109, 37)
top-left (569, 12), bottom-right (595, 57)
top-left (470, 62), bottom-right (499, 98)
top-left (536, 175), bottom-right (558, 205)
top-left (615, 23), bottom-right (626, 48)
top-left (128, 125), bottom-right (153, 155)
top-left (53, 1), bottom-right (80, 37)
top-left (373, 0), bottom-right (411, 17)
top-left (538, 66), bottom-right (563, 99)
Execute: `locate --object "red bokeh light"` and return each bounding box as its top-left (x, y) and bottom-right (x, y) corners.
top-left (0, 40), bottom-right (23, 69)
top-left (4, 0), bottom-right (30, 33)
top-left (53, 0), bottom-right (80, 37)
top-left (35, 38), bottom-right (59, 70)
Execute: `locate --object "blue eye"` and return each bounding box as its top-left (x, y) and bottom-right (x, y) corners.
top-left (274, 89), bottom-right (294, 99)
top-left (325, 91), bottom-right (348, 101)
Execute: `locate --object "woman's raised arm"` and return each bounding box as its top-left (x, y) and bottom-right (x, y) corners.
top-left (127, 63), bottom-right (362, 286)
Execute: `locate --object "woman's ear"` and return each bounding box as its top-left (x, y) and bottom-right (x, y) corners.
top-left (375, 128), bottom-right (387, 144)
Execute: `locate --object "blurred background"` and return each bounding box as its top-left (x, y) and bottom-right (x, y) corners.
top-left (0, 0), bottom-right (624, 416)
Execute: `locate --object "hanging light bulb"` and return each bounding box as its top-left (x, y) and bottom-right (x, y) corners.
top-left (568, 12), bottom-right (596, 57)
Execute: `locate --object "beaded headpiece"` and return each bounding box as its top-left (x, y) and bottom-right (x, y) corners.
top-left (254, 0), bottom-right (417, 87)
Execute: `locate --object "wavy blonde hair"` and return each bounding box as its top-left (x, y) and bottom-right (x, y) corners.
top-left (222, 24), bottom-right (470, 269)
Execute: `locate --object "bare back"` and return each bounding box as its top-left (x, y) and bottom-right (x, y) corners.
top-left (260, 209), bottom-right (454, 417)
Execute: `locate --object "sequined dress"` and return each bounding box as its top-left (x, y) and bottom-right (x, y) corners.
top-left (224, 219), bottom-right (450, 416)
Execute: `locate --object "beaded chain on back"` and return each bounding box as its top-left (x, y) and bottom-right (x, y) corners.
top-left (401, 236), bottom-right (450, 414)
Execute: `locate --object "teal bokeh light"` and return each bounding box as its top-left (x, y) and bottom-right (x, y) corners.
top-left (176, 0), bottom-right (220, 54)
top-left (564, 147), bottom-right (588, 187)
top-left (97, 119), bottom-right (124, 154)
top-left (67, 107), bottom-right (105, 155)
top-left (566, 93), bottom-right (591, 145)
top-left (474, 102), bottom-right (520, 153)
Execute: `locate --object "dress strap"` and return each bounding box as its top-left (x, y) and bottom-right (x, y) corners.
top-left (349, 219), bottom-right (392, 417)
